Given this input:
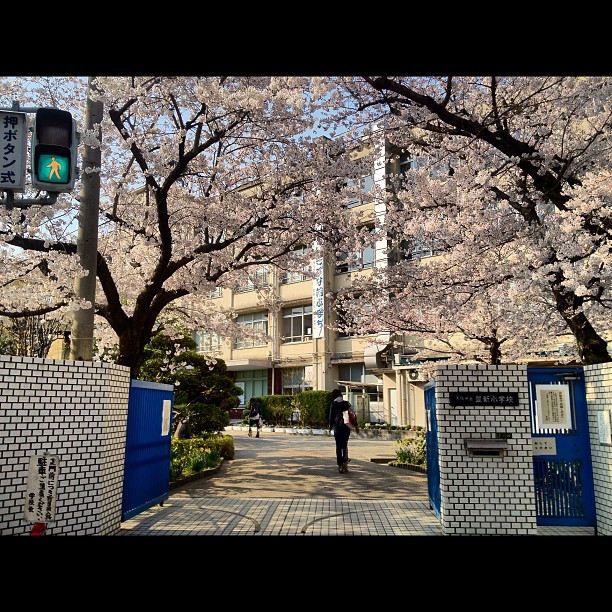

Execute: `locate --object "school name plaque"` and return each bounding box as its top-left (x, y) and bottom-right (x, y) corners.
top-left (449, 392), bottom-right (519, 406)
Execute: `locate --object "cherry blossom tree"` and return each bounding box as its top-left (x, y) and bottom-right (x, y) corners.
top-left (0, 76), bottom-right (371, 378)
top-left (323, 76), bottom-right (612, 365)
top-left (3, 75), bottom-right (609, 377)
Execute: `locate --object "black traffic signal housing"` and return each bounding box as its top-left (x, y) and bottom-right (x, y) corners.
top-left (31, 107), bottom-right (78, 192)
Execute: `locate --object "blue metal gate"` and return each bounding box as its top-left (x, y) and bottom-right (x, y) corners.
top-left (122, 379), bottom-right (174, 521)
top-left (425, 380), bottom-right (441, 520)
top-left (527, 367), bottom-right (595, 527)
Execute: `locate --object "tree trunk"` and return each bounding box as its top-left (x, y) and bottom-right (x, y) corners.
top-left (489, 338), bottom-right (502, 365)
top-left (116, 326), bottom-right (147, 379)
top-left (552, 286), bottom-right (611, 365)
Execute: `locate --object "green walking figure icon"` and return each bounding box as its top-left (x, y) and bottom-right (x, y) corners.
top-left (46, 156), bottom-right (62, 180)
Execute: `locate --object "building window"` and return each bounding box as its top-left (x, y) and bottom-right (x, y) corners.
top-left (235, 311), bottom-right (268, 348)
top-left (194, 330), bottom-right (222, 352)
top-left (281, 246), bottom-right (313, 284)
top-left (339, 363), bottom-right (366, 383)
top-left (335, 225), bottom-right (375, 274)
top-left (207, 287), bottom-right (223, 298)
top-left (336, 296), bottom-right (375, 338)
top-left (335, 245), bottom-right (375, 274)
top-left (236, 265), bottom-right (269, 293)
top-left (345, 174), bottom-right (374, 208)
top-left (281, 366), bottom-right (313, 395)
top-left (397, 232), bottom-right (444, 260)
top-left (411, 236), bottom-right (441, 259)
top-left (235, 369), bottom-right (268, 407)
top-left (399, 151), bottom-right (416, 178)
top-left (281, 305), bottom-right (312, 343)
top-left (336, 301), bottom-right (357, 338)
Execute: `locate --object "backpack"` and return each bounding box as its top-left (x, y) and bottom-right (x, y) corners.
top-left (249, 401), bottom-right (259, 418)
top-left (333, 400), bottom-right (350, 428)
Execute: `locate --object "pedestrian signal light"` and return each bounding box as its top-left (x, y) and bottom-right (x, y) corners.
top-left (31, 107), bottom-right (78, 192)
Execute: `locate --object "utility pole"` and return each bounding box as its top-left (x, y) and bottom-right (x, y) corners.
top-left (70, 77), bottom-right (102, 361)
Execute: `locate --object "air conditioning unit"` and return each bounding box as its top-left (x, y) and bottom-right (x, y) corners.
top-left (407, 368), bottom-right (427, 382)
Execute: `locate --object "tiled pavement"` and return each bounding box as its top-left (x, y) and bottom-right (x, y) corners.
top-left (118, 429), bottom-right (596, 537)
top-left (119, 497), bottom-right (445, 536)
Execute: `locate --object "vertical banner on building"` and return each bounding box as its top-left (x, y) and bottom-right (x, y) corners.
top-left (0, 111), bottom-right (28, 192)
top-left (24, 453), bottom-right (60, 523)
top-left (312, 256), bottom-right (325, 338)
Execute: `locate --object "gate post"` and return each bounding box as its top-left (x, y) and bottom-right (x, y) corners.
top-left (584, 362), bottom-right (612, 535)
top-left (434, 363), bottom-right (537, 535)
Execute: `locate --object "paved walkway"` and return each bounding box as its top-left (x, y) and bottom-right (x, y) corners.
top-left (118, 429), bottom-right (595, 537)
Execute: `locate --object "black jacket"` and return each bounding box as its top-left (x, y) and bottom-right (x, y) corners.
top-left (248, 400), bottom-right (260, 419)
top-left (329, 397), bottom-right (350, 431)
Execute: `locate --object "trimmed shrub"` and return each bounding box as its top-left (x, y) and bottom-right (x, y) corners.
top-left (169, 433), bottom-right (234, 481)
top-left (295, 390), bottom-right (332, 428)
top-left (189, 448), bottom-right (220, 472)
top-left (174, 402), bottom-right (230, 438)
top-left (248, 394), bottom-right (295, 426)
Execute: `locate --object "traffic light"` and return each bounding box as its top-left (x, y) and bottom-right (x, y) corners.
top-left (31, 107), bottom-right (78, 192)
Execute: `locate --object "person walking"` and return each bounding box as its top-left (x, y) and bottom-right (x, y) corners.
top-left (248, 397), bottom-right (262, 438)
top-left (328, 388), bottom-right (357, 473)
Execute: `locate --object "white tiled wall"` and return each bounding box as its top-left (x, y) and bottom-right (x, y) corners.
top-left (434, 364), bottom-right (537, 535)
top-left (0, 356), bottom-right (130, 535)
top-left (584, 362), bottom-right (612, 536)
